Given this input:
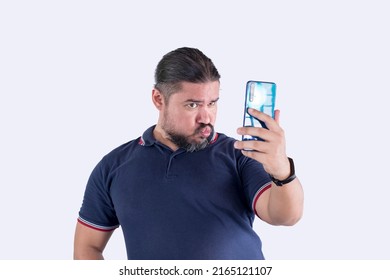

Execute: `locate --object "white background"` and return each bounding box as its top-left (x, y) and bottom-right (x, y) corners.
top-left (1, 0), bottom-right (389, 260)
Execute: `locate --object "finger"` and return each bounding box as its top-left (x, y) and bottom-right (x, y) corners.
top-left (240, 149), bottom-right (269, 163)
top-left (274, 109), bottom-right (280, 125)
top-left (236, 126), bottom-right (272, 141)
top-left (234, 140), bottom-right (271, 153)
top-left (247, 108), bottom-right (281, 131)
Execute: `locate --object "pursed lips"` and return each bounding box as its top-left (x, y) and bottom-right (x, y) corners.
top-left (195, 124), bottom-right (213, 138)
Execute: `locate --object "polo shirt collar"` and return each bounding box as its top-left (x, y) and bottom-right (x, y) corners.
top-left (138, 125), bottom-right (218, 147)
top-left (138, 126), bottom-right (157, 147)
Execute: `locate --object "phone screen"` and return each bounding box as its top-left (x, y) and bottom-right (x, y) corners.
top-left (242, 81), bottom-right (276, 141)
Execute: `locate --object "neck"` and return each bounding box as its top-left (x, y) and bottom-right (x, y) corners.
top-left (153, 125), bottom-right (179, 151)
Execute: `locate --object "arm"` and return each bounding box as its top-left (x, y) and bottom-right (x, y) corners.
top-left (235, 109), bottom-right (304, 226)
top-left (73, 221), bottom-right (114, 260)
top-left (256, 177), bottom-right (303, 226)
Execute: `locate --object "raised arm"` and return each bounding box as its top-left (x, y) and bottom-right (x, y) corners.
top-left (235, 109), bottom-right (304, 225)
top-left (255, 176), bottom-right (303, 225)
top-left (73, 222), bottom-right (114, 260)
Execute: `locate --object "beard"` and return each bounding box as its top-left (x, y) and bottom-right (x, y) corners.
top-left (164, 123), bottom-right (214, 153)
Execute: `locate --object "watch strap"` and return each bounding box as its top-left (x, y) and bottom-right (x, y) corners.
top-left (270, 157), bottom-right (296, 186)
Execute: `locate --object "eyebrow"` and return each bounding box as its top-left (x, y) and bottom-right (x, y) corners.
top-left (184, 97), bottom-right (220, 103)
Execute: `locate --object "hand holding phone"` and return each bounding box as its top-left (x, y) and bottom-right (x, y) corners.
top-left (242, 81), bottom-right (276, 141)
top-left (236, 81), bottom-right (292, 181)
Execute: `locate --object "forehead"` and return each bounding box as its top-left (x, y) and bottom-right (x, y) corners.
top-left (170, 81), bottom-right (220, 102)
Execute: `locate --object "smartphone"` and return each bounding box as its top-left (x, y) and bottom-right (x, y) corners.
top-left (242, 80), bottom-right (276, 141)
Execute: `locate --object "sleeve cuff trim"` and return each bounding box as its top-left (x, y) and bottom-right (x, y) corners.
top-left (77, 217), bottom-right (119, 232)
top-left (252, 181), bottom-right (272, 217)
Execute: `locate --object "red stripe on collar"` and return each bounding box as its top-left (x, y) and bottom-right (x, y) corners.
top-left (209, 132), bottom-right (218, 144)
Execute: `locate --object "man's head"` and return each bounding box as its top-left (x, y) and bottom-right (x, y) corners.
top-left (152, 47), bottom-right (221, 152)
top-left (154, 47), bottom-right (221, 102)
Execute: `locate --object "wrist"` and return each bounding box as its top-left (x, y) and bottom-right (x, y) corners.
top-left (270, 157), bottom-right (296, 186)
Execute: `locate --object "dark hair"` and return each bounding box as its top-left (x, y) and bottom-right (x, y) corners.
top-left (154, 47), bottom-right (221, 100)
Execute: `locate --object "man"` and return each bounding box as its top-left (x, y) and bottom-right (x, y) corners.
top-left (74, 47), bottom-right (304, 260)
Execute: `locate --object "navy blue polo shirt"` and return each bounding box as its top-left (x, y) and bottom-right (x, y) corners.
top-left (78, 126), bottom-right (272, 259)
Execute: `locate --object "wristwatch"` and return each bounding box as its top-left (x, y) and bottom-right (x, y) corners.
top-left (270, 157), bottom-right (297, 186)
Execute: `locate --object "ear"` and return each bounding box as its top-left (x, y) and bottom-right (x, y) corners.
top-left (152, 88), bottom-right (165, 110)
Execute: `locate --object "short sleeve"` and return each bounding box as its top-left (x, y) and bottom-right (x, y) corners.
top-left (238, 155), bottom-right (272, 215)
top-left (78, 158), bottom-right (120, 231)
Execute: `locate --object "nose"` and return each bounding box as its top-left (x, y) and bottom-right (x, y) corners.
top-left (196, 106), bottom-right (211, 124)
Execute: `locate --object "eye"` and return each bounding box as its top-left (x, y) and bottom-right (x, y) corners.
top-left (209, 101), bottom-right (216, 107)
top-left (186, 103), bottom-right (198, 109)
